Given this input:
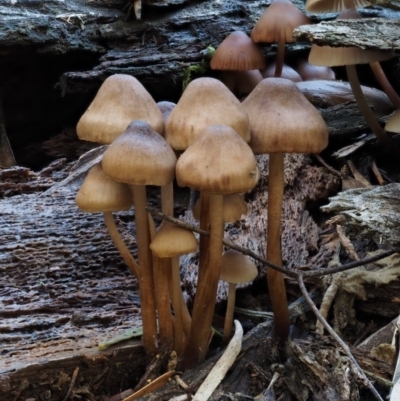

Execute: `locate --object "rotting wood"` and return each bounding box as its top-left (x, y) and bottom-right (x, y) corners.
top-left (321, 183), bottom-right (400, 246)
top-left (293, 18), bottom-right (400, 51)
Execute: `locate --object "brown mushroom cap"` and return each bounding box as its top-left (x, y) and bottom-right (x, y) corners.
top-left (176, 124), bottom-right (259, 194)
top-left (220, 249), bottom-right (258, 284)
top-left (76, 163), bottom-right (132, 212)
top-left (210, 31), bottom-right (266, 71)
top-left (242, 77), bottom-right (328, 154)
top-left (165, 77), bottom-right (250, 150)
top-left (102, 120), bottom-right (177, 186)
top-left (77, 74), bottom-right (164, 144)
top-left (193, 193), bottom-right (248, 223)
top-left (251, 0), bottom-right (310, 44)
top-left (150, 221), bottom-right (198, 258)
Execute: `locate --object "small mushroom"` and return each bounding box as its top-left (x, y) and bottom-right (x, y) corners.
top-left (150, 221), bottom-right (198, 355)
top-left (220, 249), bottom-right (257, 344)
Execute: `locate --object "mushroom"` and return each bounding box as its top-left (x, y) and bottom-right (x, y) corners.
top-left (176, 124), bottom-right (259, 368)
top-left (210, 31), bottom-right (266, 97)
top-left (242, 78), bottom-right (328, 343)
top-left (150, 221), bottom-right (198, 355)
top-left (75, 163), bottom-right (139, 279)
top-left (308, 10), bottom-right (399, 155)
top-left (102, 120), bottom-right (177, 355)
top-left (220, 249), bottom-right (258, 344)
top-left (386, 110), bottom-right (400, 134)
top-left (77, 74), bottom-right (164, 144)
top-left (251, 0), bottom-right (310, 78)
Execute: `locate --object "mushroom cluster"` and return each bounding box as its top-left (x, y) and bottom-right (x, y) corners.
top-left (75, 23), bottom-right (331, 368)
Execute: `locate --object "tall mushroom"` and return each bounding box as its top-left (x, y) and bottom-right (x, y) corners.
top-left (176, 124), bottom-right (259, 368)
top-left (102, 120), bottom-right (177, 355)
top-left (242, 78), bottom-right (328, 343)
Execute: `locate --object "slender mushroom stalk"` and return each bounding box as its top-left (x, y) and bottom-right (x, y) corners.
top-left (131, 184), bottom-right (158, 354)
top-left (148, 213), bottom-right (174, 348)
top-left (266, 153), bottom-right (289, 341)
top-left (346, 65), bottom-right (400, 157)
top-left (369, 62), bottom-right (400, 109)
top-left (103, 211), bottom-right (140, 278)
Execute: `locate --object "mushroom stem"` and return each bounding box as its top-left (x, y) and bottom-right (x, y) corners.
top-left (148, 214), bottom-right (173, 348)
top-left (274, 39), bottom-right (285, 78)
top-left (183, 193), bottom-right (224, 368)
top-left (170, 256), bottom-right (184, 355)
top-left (161, 183), bottom-right (191, 351)
top-left (267, 153), bottom-right (290, 343)
top-left (131, 184), bottom-right (158, 355)
top-left (103, 211), bottom-right (140, 279)
top-left (223, 283), bottom-right (236, 345)
top-left (369, 61), bottom-right (400, 109)
top-left (346, 64), bottom-right (400, 157)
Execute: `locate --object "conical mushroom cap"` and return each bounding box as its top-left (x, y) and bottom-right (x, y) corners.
top-left (150, 221), bottom-right (198, 258)
top-left (242, 78), bottom-right (328, 154)
top-left (211, 31), bottom-right (266, 71)
top-left (77, 74), bottom-right (164, 144)
top-left (220, 249), bottom-right (258, 284)
top-left (165, 77), bottom-right (250, 150)
top-left (176, 124), bottom-right (259, 194)
top-left (76, 163), bottom-right (132, 212)
top-left (102, 120), bottom-right (177, 186)
top-left (251, 0), bottom-right (310, 44)
top-left (193, 194), bottom-right (248, 223)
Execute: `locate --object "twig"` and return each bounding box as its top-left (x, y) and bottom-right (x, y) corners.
top-left (62, 367), bottom-right (79, 401)
top-left (313, 154), bottom-right (342, 177)
top-left (371, 160), bottom-right (385, 185)
top-left (297, 275), bottom-right (384, 401)
top-left (192, 320), bottom-right (243, 401)
top-left (122, 370), bottom-right (175, 401)
top-left (146, 207), bottom-right (397, 278)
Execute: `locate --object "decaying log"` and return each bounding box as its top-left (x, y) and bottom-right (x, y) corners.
top-left (321, 183), bottom-right (400, 246)
top-left (294, 18), bottom-right (400, 51)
